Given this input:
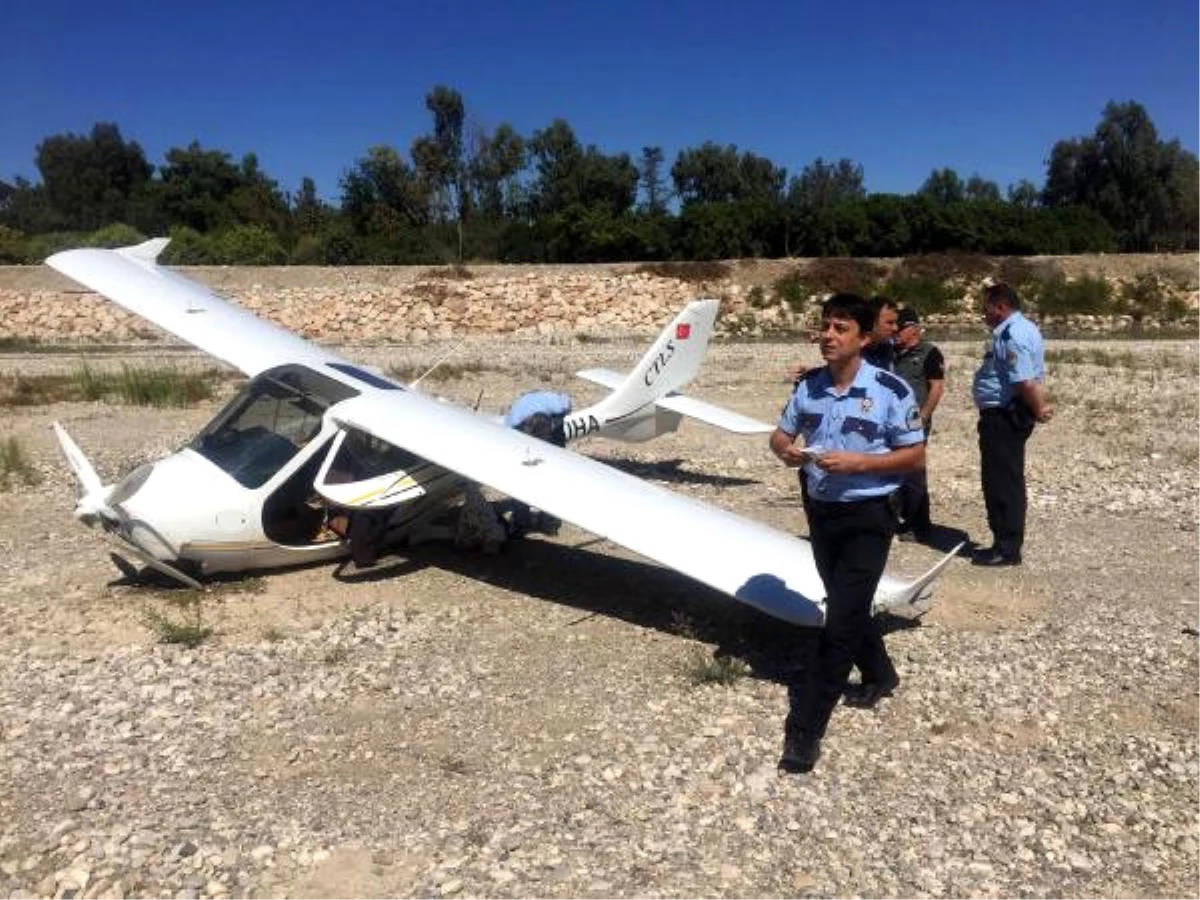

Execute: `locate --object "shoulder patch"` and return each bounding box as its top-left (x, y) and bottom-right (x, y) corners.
top-left (905, 405), bottom-right (923, 431)
top-left (875, 370), bottom-right (910, 399)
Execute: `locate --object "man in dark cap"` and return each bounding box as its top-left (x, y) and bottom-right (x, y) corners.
top-left (892, 306), bottom-right (945, 541)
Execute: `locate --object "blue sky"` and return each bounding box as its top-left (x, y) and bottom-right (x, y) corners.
top-left (3, 0), bottom-right (1196, 202)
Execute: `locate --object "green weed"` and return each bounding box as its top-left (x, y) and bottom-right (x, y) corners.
top-left (0, 437), bottom-right (41, 487)
top-left (687, 648), bottom-right (751, 686)
top-left (143, 595), bottom-right (213, 647)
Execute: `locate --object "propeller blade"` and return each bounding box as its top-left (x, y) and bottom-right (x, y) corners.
top-left (52, 422), bottom-right (103, 496)
top-left (102, 533), bottom-right (204, 591)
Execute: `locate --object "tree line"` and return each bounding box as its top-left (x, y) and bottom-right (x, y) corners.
top-left (0, 92), bottom-right (1195, 265)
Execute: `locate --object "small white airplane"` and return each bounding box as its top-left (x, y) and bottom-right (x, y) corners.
top-left (46, 240), bottom-right (958, 627)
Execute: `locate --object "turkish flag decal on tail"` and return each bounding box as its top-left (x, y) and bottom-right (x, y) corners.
top-left (676, 324), bottom-right (691, 340)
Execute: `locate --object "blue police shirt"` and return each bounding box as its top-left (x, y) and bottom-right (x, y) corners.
top-left (973, 311), bottom-right (1045, 409)
top-left (778, 361), bottom-right (925, 501)
top-left (505, 390), bottom-right (573, 427)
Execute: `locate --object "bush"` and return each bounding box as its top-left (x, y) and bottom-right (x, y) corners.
top-left (1119, 273), bottom-right (1170, 320)
top-left (84, 223), bottom-right (146, 248)
top-left (211, 225), bottom-right (287, 265)
top-left (881, 275), bottom-right (961, 315)
top-left (0, 226), bottom-right (31, 263)
top-left (1025, 274), bottom-right (1114, 316)
top-left (801, 258), bottom-right (886, 296)
top-left (161, 227), bottom-right (215, 264)
top-left (896, 252), bottom-right (992, 282)
top-left (772, 270), bottom-right (809, 311)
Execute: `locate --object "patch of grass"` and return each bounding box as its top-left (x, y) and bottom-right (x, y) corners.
top-left (633, 260), bottom-right (733, 283)
top-left (143, 595), bottom-right (213, 647)
top-left (686, 647), bottom-right (751, 686)
top-left (384, 360), bottom-right (498, 383)
top-left (261, 626), bottom-right (286, 642)
top-left (1045, 347), bottom-right (1139, 369)
top-left (0, 437), bottom-right (41, 487)
top-left (323, 644), bottom-right (349, 665)
top-left (0, 336), bottom-right (44, 352)
top-left (0, 365), bottom-right (220, 407)
top-left (110, 365), bottom-right (214, 406)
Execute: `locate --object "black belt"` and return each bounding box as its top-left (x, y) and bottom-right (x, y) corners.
top-left (806, 494), bottom-right (891, 508)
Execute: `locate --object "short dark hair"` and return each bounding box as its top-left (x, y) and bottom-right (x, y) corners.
top-left (869, 295), bottom-right (899, 316)
top-left (985, 282), bottom-right (1021, 309)
top-left (821, 293), bottom-right (874, 334)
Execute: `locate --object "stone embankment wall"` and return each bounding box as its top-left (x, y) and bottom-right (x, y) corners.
top-left (1, 255), bottom-right (1196, 344)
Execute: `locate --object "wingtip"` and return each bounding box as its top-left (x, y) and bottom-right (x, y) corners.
top-left (116, 238), bottom-right (171, 263)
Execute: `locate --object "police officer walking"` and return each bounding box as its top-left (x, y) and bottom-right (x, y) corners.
top-left (971, 283), bottom-right (1053, 567)
top-left (770, 294), bottom-right (926, 774)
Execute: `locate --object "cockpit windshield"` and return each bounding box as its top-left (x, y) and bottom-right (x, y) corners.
top-left (190, 365), bottom-right (358, 488)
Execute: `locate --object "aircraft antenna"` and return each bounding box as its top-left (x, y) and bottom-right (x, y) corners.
top-left (408, 338), bottom-right (466, 389)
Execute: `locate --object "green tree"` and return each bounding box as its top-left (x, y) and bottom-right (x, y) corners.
top-left (638, 146), bottom-right (668, 214)
top-left (154, 143), bottom-right (282, 233)
top-left (671, 142), bottom-right (785, 207)
top-left (1043, 100), bottom-right (1199, 250)
top-left (918, 168), bottom-right (965, 204)
top-left (468, 123), bottom-right (526, 220)
top-left (964, 174), bottom-right (1002, 202)
top-left (0, 177), bottom-right (57, 233)
top-left (291, 177), bottom-right (329, 236)
top-left (527, 120), bottom-right (638, 220)
top-left (411, 85), bottom-right (468, 258)
top-left (35, 123), bottom-right (153, 230)
top-left (340, 145), bottom-right (429, 233)
top-left (1006, 179), bottom-right (1040, 208)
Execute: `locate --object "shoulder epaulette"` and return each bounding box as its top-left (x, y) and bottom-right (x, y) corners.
top-left (875, 370), bottom-right (910, 398)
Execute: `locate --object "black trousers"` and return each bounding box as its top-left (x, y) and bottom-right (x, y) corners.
top-left (896, 465), bottom-right (931, 533)
top-left (978, 408), bottom-right (1034, 557)
top-left (787, 496), bottom-right (897, 741)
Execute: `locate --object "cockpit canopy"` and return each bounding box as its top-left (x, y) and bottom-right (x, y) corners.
top-left (190, 365), bottom-right (359, 488)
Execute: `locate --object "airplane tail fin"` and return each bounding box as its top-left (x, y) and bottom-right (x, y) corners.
top-left (575, 298), bottom-right (720, 424)
top-left (569, 299), bottom-right (770, 441)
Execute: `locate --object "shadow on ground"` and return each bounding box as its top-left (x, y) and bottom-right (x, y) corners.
top-left (589, 455), bottom-right (760, 488)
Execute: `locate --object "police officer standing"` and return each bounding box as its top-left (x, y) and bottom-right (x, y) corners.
top-left (770, 294), bottom-right (926, 774)
top-left (971, 283), bottom-right (1053, 567)
top-left (892, 307), bottom-right (946, 541)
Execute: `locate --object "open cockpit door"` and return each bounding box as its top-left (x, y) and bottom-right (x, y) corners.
top-left (314, 427), bottom-right (447, 509)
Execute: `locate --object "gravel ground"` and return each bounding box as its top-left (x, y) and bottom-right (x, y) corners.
top-left (0, 337), bottom-right (1196, 899)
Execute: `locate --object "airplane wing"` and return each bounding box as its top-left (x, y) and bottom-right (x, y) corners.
top-left (331, 390), bottom-right (950, 626)
top-left (46, 241), bottom-right (956, 626)
top-left (45, 241), bottom-right (347, 377)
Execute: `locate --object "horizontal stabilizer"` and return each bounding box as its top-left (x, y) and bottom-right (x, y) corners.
top-left (575, 367), bottom-right (624, 390)
top-left (654, 394), bottom-right (771, 434)
top-left (576, 367), bottom-right (771, 434)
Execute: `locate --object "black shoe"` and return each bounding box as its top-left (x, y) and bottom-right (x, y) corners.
top-left (971, 547), bottom-right (1021, 567)
top-left (778, 734), bottom-right (821, 774)
top-left (843, 672), bottom-right (900, 708)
